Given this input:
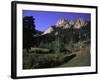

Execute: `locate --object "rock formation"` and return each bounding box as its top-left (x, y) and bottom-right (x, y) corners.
top-left (42, 18), bottom-right (88, 35)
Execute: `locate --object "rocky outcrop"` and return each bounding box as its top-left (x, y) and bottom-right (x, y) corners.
top-left (56, 19), bottom-right (70, 28)
top-left (42, 18), bottom-right (89, 35)
top-left (56, 18), bottom-right (88, 29)
top-left (42, 26), bottom-right (54, 35)
top-left (74, 18), bottom-right (87, 29)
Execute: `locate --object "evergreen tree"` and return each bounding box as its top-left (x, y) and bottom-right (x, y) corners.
top-left (23, 16), bottom-right (36, 52)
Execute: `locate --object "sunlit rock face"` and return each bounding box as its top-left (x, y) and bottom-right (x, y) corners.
top-left (56, 19), bottom-right (70, 28)
top-left (56, 18), bottom-right (87, 29)
top-left (69, 20), bottom-right (75, 26)
top-left (74, 18), bottom-right (87, 29)
top-left (42, 18), bottom-right (88, 35)
top-left (64, 24), bottom-right (71, 29)
top-left (42, 26), bottom-right (54, 35)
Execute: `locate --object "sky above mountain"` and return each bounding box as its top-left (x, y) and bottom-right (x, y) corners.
top-left (23, 10), bottom-right (91, 31)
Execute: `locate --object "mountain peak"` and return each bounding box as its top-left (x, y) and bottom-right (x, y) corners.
top-left (56, 18), bottom-right (87, 29)
top-left (42, 26), bottom-right (54, 35)
top-left (56, 19), bottom-right (70, 28)
top-left (74, 18), bottom-right (87, 29)
top-left (42, 18), bottom-right (89, 35)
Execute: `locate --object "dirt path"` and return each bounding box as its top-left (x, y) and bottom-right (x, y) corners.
top-left (60, 47), bottom-right (90, 67)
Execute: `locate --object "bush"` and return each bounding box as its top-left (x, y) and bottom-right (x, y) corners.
top-left (23, 49), bottom-right (76, 69)
top-left (23, 52), bottom-right (38, 69)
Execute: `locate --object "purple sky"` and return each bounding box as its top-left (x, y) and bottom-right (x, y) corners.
top-left (23, 10), bottom-right (91, 31)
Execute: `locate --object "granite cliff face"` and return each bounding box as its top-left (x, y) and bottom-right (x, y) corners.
top-left (56, 18), bottom-right (87, 29)
top-left (42, 18), bottom-right (89, 35)
top-left (74, 18), bottom-right (88, 29)
top-left (42, 26), bottom-right (54, 35)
